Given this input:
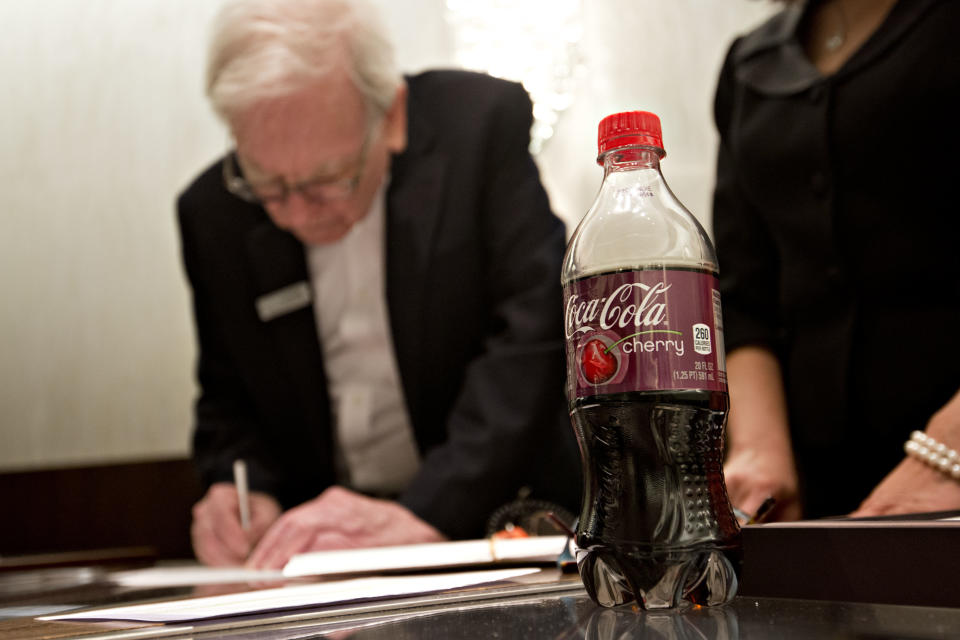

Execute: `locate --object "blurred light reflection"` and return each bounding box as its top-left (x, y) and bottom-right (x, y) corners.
top-left (445, 0), bottom-right (583, 154)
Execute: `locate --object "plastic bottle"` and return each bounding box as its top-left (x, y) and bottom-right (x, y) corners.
top-left (562, 111), bottom-right (740, 609)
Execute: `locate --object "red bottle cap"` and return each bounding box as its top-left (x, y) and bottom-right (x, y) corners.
top-left (597, 111), bottom-right (665, 163)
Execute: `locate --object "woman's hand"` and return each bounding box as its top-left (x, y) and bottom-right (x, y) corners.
top-left (724, 443), bottom-right (801, 522)
top-left (852, 388), bottom-right (960, 517)
top-left (723, 346), bottom-right (802, 522)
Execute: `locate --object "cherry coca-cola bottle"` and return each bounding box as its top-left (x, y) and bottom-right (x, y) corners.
top-left (562, 111), bottom-right (740, 609)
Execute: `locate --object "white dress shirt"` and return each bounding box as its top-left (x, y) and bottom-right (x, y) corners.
top-left (306, 181), bottom-right (421, 495)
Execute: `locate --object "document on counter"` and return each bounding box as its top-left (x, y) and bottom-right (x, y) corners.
top-left (39, 567), bottom-right (539, 623)
top-left (283, 535), bottom-right (569, 577)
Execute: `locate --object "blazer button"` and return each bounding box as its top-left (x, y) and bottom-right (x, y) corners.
top-left (810, 171), bottom-right (828, 196)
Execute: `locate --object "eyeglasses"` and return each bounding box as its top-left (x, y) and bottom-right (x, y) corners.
top-left (222, 129), bottom-right (373, 205)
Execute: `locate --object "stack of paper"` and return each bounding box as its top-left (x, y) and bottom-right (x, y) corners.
top-left (283, 535), bottom-right (569, 577)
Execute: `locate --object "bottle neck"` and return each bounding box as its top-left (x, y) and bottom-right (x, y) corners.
top-left (599, 146), bottom-right (664, 178)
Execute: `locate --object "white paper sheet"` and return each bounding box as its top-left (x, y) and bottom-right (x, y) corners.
top-left (108, 566), bottom-right (286, 588)
top-left (40, 567), bottom-right (539, 623)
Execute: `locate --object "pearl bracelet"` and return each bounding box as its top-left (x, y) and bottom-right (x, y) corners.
top-left (904, 430), bottom-right (960, 481)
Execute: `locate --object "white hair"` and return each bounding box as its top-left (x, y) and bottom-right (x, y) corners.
top-left (206, 0), bottom-right (401, 125)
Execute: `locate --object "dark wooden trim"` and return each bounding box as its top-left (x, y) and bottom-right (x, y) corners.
top-left (0, 458), bottom-right (202, 560)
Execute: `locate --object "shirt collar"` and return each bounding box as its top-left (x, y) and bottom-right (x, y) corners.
top-left (732, 0), bottom-right (940, 96)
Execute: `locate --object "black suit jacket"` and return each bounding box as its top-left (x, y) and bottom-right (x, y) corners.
top-left (177, 70), bottom-right (581, 538)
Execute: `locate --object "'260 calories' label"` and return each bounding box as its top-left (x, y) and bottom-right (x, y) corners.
top-left (563, 268), bottom-right (727, 398)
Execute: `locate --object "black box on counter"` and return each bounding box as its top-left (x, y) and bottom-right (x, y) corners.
top-left (739, 514), bottom-right (960, 608)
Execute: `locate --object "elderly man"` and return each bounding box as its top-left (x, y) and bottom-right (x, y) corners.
top-left (177, 0), bottom-right (579, 568)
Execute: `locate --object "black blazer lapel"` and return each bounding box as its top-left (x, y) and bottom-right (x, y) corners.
top-left (385, 109), bottom-right (447, 425)
top-left (245, 222), bottom-right (331, 429)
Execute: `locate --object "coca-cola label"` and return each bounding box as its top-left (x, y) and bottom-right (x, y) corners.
top-left (563, 269), bottom-right (727, 397)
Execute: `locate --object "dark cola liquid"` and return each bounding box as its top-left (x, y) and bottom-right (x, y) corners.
top-left (571, 389), bottom-right (741, 609)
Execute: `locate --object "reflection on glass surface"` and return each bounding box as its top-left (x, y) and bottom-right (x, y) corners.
top-left (581, 604), bottom-right (738, 640)
top-left (290, 596), bottom-right (960, 640)
top-left (4, 572), bottom-right (960, 639)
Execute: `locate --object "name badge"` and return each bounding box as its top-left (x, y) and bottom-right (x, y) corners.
top-left (255, 281), bottom-right (312, 322)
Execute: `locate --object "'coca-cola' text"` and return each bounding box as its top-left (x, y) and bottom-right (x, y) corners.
top-left (565, 282), bottom-right (672, 339)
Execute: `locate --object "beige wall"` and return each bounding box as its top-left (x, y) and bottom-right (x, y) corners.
top-left (0, 0), bottom-right (775, 471)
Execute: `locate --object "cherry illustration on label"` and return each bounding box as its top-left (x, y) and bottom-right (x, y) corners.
top-left (582, 338), bottom-right (618, 384)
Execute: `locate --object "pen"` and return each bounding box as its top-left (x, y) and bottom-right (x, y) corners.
top-left (749, 496), bottom-right (777, 524)
top-left (233, 459), bottom-right (251, 531)
top-left (733, 496), bottom-right (777, 525)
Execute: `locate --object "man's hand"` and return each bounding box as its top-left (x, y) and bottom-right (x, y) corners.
top-left (191, 482), bottom-right (282, 566)
top-left (245, 486), bottom-right (447, 569)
